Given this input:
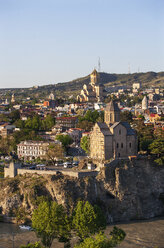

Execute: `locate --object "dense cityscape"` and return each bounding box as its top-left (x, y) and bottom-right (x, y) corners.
top-left (0, 69), bottom-right (163, 247)
top-left (1, 0), bottom-right (164, 247)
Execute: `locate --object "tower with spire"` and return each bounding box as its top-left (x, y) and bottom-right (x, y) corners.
top-left (104, 100), bottom-right (120, 125)
top-left (77, 69), bottom-right (106, 102)
top-left (11, 94), bottom-right (15, 103)
top-left (90, 100), bottom-right (137, 162)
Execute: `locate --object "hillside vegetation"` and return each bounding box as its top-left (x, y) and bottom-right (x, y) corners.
top-left (1, 71), bottom-right (164, 98)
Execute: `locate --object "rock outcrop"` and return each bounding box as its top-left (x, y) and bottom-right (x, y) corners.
top-left (0, 158), bottom-right (164, 223)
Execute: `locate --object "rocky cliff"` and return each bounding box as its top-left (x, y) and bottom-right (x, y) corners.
top-left (0, 158), bottom-right (164, 223)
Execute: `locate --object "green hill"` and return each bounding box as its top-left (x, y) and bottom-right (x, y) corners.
top-left (1, 71), bottom-right (164, 98)
top-left (34, 71), bottom-right (164, 98)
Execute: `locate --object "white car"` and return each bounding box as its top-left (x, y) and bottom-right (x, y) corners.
top-left (63, 162), bottom-right (72, 168)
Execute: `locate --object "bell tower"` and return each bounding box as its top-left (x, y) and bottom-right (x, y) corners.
top-left (90, 69), bottom-right (99, 86)
top-left (104, 100), bottom-right (120, 125)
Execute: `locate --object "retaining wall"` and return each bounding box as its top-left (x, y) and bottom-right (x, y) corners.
top-left (17, 169), bottom-right (98, 178)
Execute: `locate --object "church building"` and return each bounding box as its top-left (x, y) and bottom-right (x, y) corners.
top-left (77, 69), bottom-right (106, 102)
top-left (90, 100), bottom-right (137, 161)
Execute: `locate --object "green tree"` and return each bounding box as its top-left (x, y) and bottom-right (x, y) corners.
top-left (42, 115), bottom-right (55, 131)
top-left (10, 110), bottom-right (20, 123)
top-left (73, 201), bottom-right (106, 241)
top-left (149, 139), bottom-right (164, 165)
top-left (32, 201), bottom-right (70, 248)
top-left (14, 119), bottom-right (25, 129)
top-left (74, 227), bottom-right (126, 248)
top-left (120, 111), bottom-right (133, 123)
top-left (20, 242), bottom-right (43, 248)
top-left (32, 116), bottom-right (42, 131)
top-left (76, 120), bottom-right (94, 131)
top-left (140, 139), bottom-right (153, 152)
top-left (80, 136), bottom-right (90, 154)
top-left (56, 135), bottom-right (73, 149)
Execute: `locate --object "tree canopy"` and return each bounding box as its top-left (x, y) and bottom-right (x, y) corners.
top-left (56, 134), bottom-right (73, 149)
top-left (32, 201), bottom-right (70, 248)
top-left (77, 110), bottom-right (104, 131)
top-left (20, 242), bottom-right (43, 248)
top-left (72, 201), bottom-right (106, 240)
top-left (80, 136), bottom-right (90, 154)
top-left (149, 139), bottom-right (164, 165)
top-left (74, 227), bottom-right (126, 248)
top-left (120, 111), bottom-right (133, 123)
top-left (45, 143), bottom-right (64, 165)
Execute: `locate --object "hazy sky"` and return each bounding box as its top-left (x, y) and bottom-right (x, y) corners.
top-left (0, 0), bottom-right (164, 88)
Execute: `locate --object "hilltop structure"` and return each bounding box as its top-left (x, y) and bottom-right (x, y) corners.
top-left (11, 94), bottom-right (15, 103)
top-left (49, 92), bottom-right (55, 100)
top-left (77, 69), bottom-right (106, 102)
top-left (90, 100), bottom-right (137, 161)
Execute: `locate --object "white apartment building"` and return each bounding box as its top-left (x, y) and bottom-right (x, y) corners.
top-left (17, 140), bottom-right (51, 160)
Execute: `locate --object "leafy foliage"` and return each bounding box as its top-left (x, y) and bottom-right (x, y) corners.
top-left (72, 201), bottom-right (106, 240)
top-left (56, 135), bottom-right (73, 149)
top-left (120, 111), bottom-right (133, 123)
top-left (140, 139), bottom-right (153, 152)
top-left (20, 242), bottom-right (43, 248)
top-left (80, 136), bottom-right (90, 154)
top-left (45, 143), bottom-right (64, 165)
top-left (149, 139), bottom-right (164, 165)
top-left (77, 110), bottom-right (104, 131)
top-left (32, 201), bottom-right (70, 248)
top-left (76, 120), bottom-right (94, 131)
top-left (74, 227), bottom-right (126, 248)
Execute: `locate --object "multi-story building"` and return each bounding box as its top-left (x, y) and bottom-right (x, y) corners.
top-left (90, 100), bottom-right (137, 161)
top-left (17, 141), bottom-right (50, 160)
top-left (0, 123), bottom-right (16, 138)
top-left (55, 116), bottom-right (78, 131)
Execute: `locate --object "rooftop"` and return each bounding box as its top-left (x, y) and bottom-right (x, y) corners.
top-left (105, 100), bottom-right (120, 112)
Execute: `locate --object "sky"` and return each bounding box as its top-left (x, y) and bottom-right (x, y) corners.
top-left (0, 0), bottom-right (164, 88)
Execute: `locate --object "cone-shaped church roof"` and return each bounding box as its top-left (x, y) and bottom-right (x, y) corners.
top-left (105, 100), bottom-right (120, 112)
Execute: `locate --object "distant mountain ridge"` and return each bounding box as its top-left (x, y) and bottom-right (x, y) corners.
top-left (0, 71), bottom-right (164, 97)
top-left (35, 71), bottom-right (164, 97)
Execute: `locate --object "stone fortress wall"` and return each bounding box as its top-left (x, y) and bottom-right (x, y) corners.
top-left (4, 162), bottom-right (98, 179)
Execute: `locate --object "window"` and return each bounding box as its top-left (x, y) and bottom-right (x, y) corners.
top-left (117, 143), bottom-right (119, 148)
top-left (110, 113), bottom-right (113, 122)
top-left (118, 153), bottom-right (120, 157)
top-left (121, 143), bottom-right (123, 148)
top-left (119, 130), bottom-right (121, 135)
top-left (129, 142), bottom-right (131, 148)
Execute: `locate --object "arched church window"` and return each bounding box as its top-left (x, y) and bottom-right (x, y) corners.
top-left (129, 142), bottom-right (132, 148)
top-left (119, 130), bottom-right (121, 135)
top-left (121, 143), bottom-right (123, 148)
top-left (117, 143), bottom-right (119, 148)
top-left (110, 113), bottom-right (113, 122)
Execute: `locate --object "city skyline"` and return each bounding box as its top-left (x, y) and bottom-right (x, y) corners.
top-left (0, 0), bottom-right (164, 88)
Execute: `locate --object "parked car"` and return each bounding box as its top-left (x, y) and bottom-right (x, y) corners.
top-left (55, 162), bottom-right (63, 167)
top-left (29, 166), bottom-right (36, 170)
top-left (73, 161), bottom-right (79, 166)
top-left (63, 162), bottom-right (72, 168)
